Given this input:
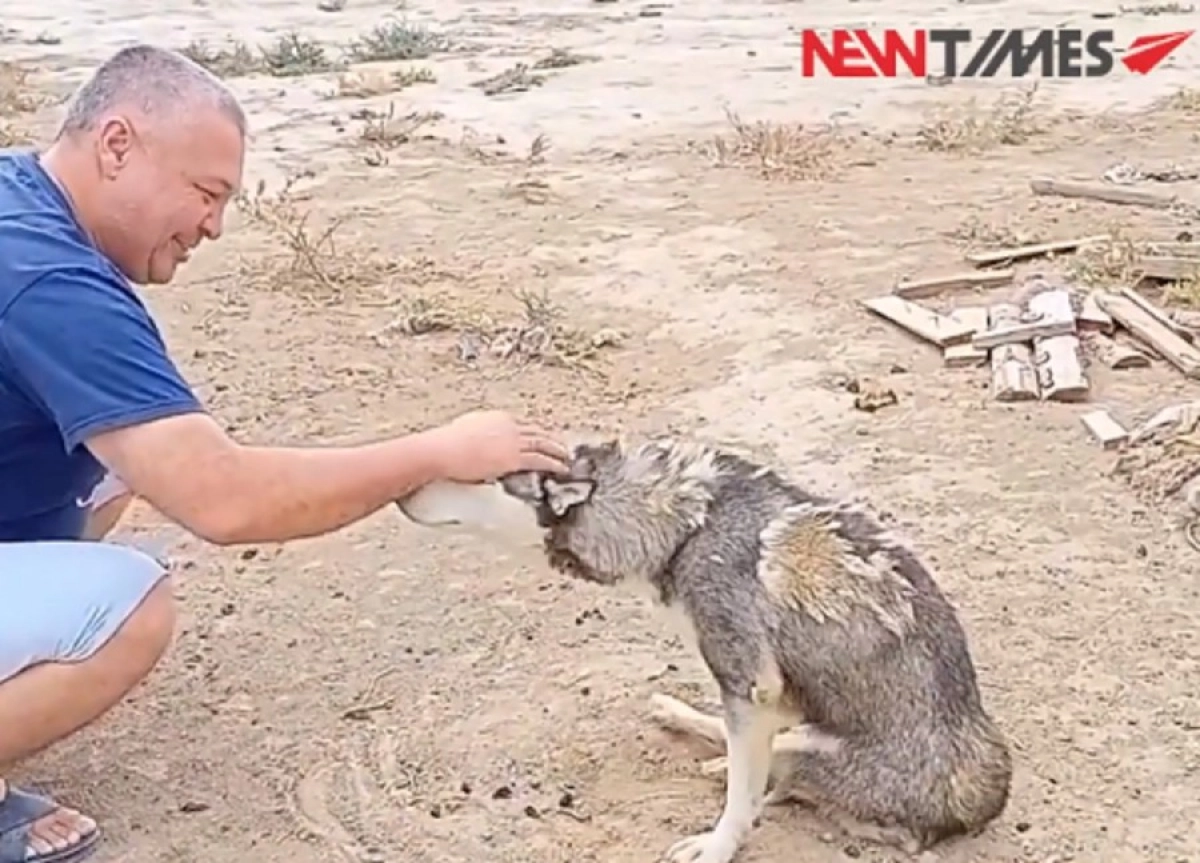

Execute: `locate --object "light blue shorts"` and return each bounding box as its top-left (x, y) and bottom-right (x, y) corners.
top-left (0, 540), bottom-right (167, 684)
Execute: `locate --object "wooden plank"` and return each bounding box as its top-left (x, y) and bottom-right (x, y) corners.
top-left (893, 268), bottom-right (1014, 300)
top-left (1095, 291), bottom-right (1200, 379)
top-left (988, 303), bottom-right (1040, 401)
top-left (1139, 256), bottom-right (1200, 282)
top-left (1146, 241), bottom-right (1200, 258)
top-left (1081, 410), bottom-right (1129, 450)
top-left (1028, 288), bottom-right (1089, 402)
top-left (1120, 287), bottom-right (1194, 344)
top-left (1172, 309), bottom-right (1200, 332)
top-left (943, 306), bottom-right (990, 367)
top-left (1078, 290), bottom-right (1115, 334)
top-left (1029, 177), bottom-right (1177, 210)
top-left (860, 295), bottom-right (974, 347)
top-left (964, 235), bottom-right (1110, 267)
top-left (1089, 332), bottom-right (1150, 369)
top-left (972, 294), bottom-right (1077, 349)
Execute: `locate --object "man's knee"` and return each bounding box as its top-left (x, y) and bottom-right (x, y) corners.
top-left (74, 544), bottom-right (176, 679)
top-left (0, 541), bottom-right (175, 684)
top-left (112, 573), bottom-right (176, 677)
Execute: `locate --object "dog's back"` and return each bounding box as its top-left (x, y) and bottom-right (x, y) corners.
top-left (665, 452), bottom-right (1011, 847)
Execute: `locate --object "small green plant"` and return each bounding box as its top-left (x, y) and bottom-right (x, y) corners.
top-left (260, 32), bottom-right (341, 77)
top-left (346, 21), bottom-right (450, 62)
top-left (180, 39), bottom-right (261, 78)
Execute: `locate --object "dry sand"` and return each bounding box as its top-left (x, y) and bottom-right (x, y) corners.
top-left (4, 1), bottom-right (1200, 862)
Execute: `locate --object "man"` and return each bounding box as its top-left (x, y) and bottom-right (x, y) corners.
top-left (0, 45), bottom-right (569, 862)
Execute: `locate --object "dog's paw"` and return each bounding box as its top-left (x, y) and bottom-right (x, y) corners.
top-left (648, 692), bottom-right (688, 729)
top-left (663, 829), bottom-right (739, 863)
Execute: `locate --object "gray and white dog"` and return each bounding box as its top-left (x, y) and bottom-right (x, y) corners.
top-left (397, 437), bottom-right (1012, 863)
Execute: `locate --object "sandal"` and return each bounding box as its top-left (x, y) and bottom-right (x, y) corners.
top-left (0, 785), bottom-right (100, 863)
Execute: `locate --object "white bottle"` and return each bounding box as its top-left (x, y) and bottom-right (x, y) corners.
top-left (394, 479), bottom-right (544, 548)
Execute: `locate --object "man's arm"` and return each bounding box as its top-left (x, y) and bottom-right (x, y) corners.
top-left (1, 267), bottom-right (565, 546)
top-left (1, 267), bottom-right (456, 544)
top-left (85, 412), bottom-right (451, 544)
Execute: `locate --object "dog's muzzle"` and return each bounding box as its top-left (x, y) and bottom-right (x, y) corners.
top-left (544, 538), bottom-right (583, 576)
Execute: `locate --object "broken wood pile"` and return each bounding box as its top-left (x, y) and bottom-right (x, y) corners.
top-left (860, 234), bottom-right (1200, 451)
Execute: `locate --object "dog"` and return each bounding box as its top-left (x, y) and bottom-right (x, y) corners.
top-left (395, 437), bottom-right (1012, 863)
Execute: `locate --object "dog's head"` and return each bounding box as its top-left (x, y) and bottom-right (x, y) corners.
top-left (501, 438), bottom-right (718, 587)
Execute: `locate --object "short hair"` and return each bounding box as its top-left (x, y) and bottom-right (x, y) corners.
top-left (56, 44), bottom-right (247, 139)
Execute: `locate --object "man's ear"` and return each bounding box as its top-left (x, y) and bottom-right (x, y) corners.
top-left (543, 477), bottom-right (594, 517)
top-left (96, 115), bottom-right (135, 179)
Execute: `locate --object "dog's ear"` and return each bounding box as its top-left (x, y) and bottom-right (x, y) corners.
top-left (499, 471), bottom-right (545, 504)
top-left (543, 476), bottom-right (594, 516)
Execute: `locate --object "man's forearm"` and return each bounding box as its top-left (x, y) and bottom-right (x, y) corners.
top-left (207, 429), bottom-right (450, 545)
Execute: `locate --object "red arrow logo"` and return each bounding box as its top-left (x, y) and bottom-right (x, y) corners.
top-left (1121, 31), bottom-right (1193, 74)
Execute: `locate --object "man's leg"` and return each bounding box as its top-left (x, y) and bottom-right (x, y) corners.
top-left (0, 540), bottom-right (175, 861)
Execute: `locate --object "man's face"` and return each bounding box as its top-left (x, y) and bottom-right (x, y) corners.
top-left (92, 106), bottom-right (244, 285)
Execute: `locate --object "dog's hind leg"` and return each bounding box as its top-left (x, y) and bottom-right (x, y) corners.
top-left (761, 725), bottom-right (845, 806)
top-left (649, 693), bottom-right (727, 751)
top-left (663, 696), bottom-right (776, 863)
top-left (650, 693), bottom-right (844, 800)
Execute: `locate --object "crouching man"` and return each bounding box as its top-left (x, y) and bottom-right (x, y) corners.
top-left (0, 44), bottom-right (568, 862)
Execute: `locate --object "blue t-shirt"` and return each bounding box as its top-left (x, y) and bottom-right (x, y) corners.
top-left (0, 149), bottom-right (205, 542)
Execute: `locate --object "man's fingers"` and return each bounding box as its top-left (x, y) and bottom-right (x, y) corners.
top-left (518, 452), bottom-right (571, 474)
top-left (521, 433), bottom-right (571, 464)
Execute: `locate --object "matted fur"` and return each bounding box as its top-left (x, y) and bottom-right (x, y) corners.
top-left (501, 436), bottom-right (1012, 858)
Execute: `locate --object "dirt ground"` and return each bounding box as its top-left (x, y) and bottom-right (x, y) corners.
top-left (5, 2), bottom-right (1200, 862)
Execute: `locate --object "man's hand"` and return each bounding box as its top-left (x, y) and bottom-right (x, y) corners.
top-left (428, 410), bottom-right (571, 482)
top-left (84, 408), bottom-right (572, 546)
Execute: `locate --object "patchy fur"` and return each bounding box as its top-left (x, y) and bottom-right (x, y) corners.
top-left (502, 437), bottom-right (1012, 861)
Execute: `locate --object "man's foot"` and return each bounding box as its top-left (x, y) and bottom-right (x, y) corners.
top-left (0, 780), bottom-right (100, 862)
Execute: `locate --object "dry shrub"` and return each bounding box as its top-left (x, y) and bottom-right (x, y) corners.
top-left (182, 21), bottom-right (452, 80)
top-left (346, 21), bottom-right (449, 62)
top-left (371, 287), bottom-right (623, 373)
top-left (351, 105), bottom-right (444, 167)
top-left (1065, 229), bottom-right (1143, 287)
top-left (471, 63), bottom-right (545, 96)
top-left (706, 108), bottom-right (838, 181)
top-left (334, 66), bottom-right (435, 99)
top-left (945, 215), bottom-right (1044, 250)
top-left (533, 48), bottom-right (597, 69)
top-left (0, 124), bottom-right (27, 147)
top-left (357, 104), bottom-right (442, 148)
top-left (0, 61), bottom-right (46, 147)
top-left (1066, 230), bottom-right (1200, 300)
top-left (1164, 274), bottom-right (1200, 308)
top-left (1159, 87), bottom-right (1200, 114)
top-left (179, 39), bottom-right (263, 78)
top-left (233, 175), bottom-right (398, 301)
top-left (181, 33), bottom-right (340, 78)
top-left (0, 62), bottom-right (41, 114)
top-left (916, 83), bottom-right (1043, 152)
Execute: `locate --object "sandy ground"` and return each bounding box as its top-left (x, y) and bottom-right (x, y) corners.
top-left (4, 1), bottom-right (1200, 862)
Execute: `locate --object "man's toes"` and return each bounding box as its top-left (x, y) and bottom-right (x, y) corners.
top-left (50, 818), bottom-right (83, 848)
top-left (25, 827), bottom-right (58, 857)
top-left (28, 812), bottom-right (86, 854)
top-left (54, 805), bottom-right (95, 836)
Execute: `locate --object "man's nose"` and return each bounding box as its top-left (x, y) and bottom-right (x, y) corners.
top-left (201, 205), bottom-right (225, 241)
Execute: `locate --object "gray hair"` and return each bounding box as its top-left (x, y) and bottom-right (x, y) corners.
top-left (57, 44), bottom-right (247, 139)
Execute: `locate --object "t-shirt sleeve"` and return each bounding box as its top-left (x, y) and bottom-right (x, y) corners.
top-left (0, 265), bottom-right (205, 453)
